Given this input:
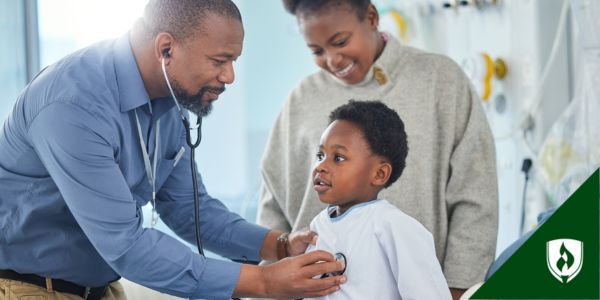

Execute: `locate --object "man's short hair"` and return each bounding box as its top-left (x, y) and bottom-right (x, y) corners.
top-left (329, 100), bottom-right (408, 188)
top-left (143, 0), bottom-right (242, 40)
top-left (282, 0), bottom-right (371, 20)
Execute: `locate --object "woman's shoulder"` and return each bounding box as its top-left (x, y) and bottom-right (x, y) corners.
top-left (398, 45), bottom-right (465, 77)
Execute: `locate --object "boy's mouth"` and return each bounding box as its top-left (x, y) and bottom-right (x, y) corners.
top-left (313, 176), bottom-right (332, 193)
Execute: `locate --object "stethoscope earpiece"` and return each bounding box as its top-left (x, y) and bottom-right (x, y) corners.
top-left (162, 48), bottom-right (170, 58)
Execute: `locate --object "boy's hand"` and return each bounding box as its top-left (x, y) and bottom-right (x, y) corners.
top-left (287, 229), bottom-right (318, 256)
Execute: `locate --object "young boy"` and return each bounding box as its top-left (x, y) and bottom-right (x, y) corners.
top-left (306, 100), bottom-right (451, 299)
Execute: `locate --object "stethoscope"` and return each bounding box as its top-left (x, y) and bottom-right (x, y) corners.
top-left (135, 49), bottom-right (204, 256)
top-left (321, 253), bottom-right (347, 278)
top-left (142, 52), bottom-right (346, 297)
top-left (161, 51), bottom-right (205, 256)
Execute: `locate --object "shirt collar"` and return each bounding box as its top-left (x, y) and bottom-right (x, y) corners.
top-left (114, 32), bottom-right (152, 113)
top-left (327, 199), bottom-right (382, 222)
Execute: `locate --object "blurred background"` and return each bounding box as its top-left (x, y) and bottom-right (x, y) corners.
top-left (1, 0), bottom-right (598, 295)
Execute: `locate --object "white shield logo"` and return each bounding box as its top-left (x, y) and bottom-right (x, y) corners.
top-left (546, 239), bottom-right (584, 283)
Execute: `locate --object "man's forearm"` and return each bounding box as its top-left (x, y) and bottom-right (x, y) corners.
top-left (259, 230), bottom-right (285, 261)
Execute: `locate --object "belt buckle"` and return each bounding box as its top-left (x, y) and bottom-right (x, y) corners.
top-left (83, 287), bottom-right (91, 299)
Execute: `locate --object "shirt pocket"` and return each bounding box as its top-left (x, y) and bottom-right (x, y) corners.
top-left (155, 144), bottom-right (184, 189)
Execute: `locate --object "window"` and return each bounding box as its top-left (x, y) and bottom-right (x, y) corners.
top-left (0, 1), bottom-right (29, 120)
top-left (38, 0), bottom-right (148, 67)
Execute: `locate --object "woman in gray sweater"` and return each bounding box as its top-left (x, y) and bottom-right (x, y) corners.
top-left (257, 1), bottom-right (499, 298)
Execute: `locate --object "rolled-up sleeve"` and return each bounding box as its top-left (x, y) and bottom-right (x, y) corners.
top-left (28, 101), bottom-right (259, 300)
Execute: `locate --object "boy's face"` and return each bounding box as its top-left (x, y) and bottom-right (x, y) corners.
top-left (312, 120), bottom-right (385, 212)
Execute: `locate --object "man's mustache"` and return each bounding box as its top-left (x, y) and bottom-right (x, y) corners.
top-left (202, 86), bottom-right (225, 95)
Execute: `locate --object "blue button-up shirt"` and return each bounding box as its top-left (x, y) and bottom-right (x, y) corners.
top-left (0, 33), bottom-right (268, 300)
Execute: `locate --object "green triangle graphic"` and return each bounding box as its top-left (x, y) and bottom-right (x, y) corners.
top-left (471, 169), bottom-right (599, 299)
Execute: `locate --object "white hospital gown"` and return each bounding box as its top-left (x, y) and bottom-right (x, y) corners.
top-left (305, 200), bottom-right (451, 300)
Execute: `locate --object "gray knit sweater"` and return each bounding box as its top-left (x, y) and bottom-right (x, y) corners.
top-left (257, 35), bottom-right (498, 289)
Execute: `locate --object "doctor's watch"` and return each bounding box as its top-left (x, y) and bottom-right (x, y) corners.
top-left (276, 232), bottom-right (289, 260)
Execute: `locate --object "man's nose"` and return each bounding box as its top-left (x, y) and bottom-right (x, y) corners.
top-left (218, 62), bottom-right (235, 84)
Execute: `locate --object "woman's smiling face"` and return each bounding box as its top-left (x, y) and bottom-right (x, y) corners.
top-left (298, 4), bottom-right (382, 85)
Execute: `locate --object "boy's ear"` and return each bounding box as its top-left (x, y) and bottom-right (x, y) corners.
top-left (372, 161), bottom-right (392, 188)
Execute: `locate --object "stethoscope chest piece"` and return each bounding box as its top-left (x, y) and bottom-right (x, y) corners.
top-left (320, 252), bottom-right (347, 278)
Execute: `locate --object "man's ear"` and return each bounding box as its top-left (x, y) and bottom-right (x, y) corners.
top-left (372, 161), bottom-right (392, 188)
top-left (154, 32), bottom-right (175, 63)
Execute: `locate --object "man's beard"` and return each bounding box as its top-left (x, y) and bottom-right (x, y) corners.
top-left (172, 83), bottom-right (225, 117)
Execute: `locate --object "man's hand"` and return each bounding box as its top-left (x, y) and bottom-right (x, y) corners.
top-left (287, 229), bottom-right (318, 256)
top-left (233, 250), bottom-right (346, 298)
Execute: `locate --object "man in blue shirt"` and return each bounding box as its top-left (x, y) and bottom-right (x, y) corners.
top-left (0, 1), bottom-right (345, 299)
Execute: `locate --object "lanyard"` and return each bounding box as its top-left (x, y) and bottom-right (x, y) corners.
top-left (134, 109), bottom-right (161, 227)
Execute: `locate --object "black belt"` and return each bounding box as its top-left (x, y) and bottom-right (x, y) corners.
top-left (0, 269), bottom-right (108, 300)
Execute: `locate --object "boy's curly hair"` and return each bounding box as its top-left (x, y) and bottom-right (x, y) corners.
top-left (329, 100), bottom-right (408, 188)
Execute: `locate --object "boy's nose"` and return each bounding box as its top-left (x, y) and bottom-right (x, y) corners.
top-left (314, 161), bottom-right (328, 173)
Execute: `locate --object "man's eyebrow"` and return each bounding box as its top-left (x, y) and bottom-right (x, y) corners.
top-left (210, 52), bottom-right (238, 60)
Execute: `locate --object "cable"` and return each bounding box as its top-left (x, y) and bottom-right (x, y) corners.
top-left (493, 0), bottom-right (570, 142)
top-left (519, 158), bottom-right (533, 236)
top-left (526, 0), bottom-right (570, 120)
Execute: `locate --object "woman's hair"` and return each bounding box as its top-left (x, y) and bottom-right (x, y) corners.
top-left (283, 0), bottom-right (371, 20)
top-left (329, 100), bottom-right (408, 188)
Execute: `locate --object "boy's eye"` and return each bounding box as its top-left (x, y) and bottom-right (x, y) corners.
top-left (312, 48), bottom-right (324, 56)
top-left (334, 155), bottom-right (345, 162)
top-left (316, 152), bottom-right (324, 161)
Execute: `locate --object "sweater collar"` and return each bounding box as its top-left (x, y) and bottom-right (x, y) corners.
top-left (330, 32), bottom-right (404, 88)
